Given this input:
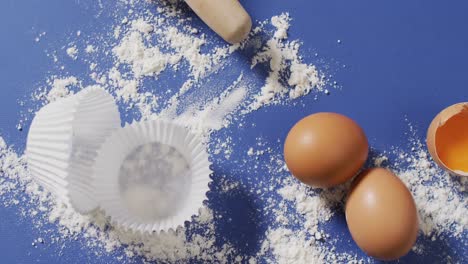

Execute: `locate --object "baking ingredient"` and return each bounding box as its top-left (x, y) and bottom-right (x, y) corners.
top-left (248, 13), bottom-right (325, 111)
top-left (256, 174), bottom-right (357, 263)
top-left (173, 83), bottom-right (247, 136)
top-left (108, 10), bottom-right (326, 118)
top-left (185, 0), bottom-right (252, 44)
top-left (45, 77), bottom-right (78, 102)
top-left (66, 45), bottom-right (78, 60)
top-left (113, 31), bottom-right (173, 78)
top-left (284, 112), bottom-right (369, 188)
top-left (346, 168), bottom-right (419, 260)
top-left (426, 102), bottom-right (468, 177)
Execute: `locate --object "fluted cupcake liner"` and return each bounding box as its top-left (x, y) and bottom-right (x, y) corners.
top-left (26, 86), bottom-right (121, 213)
top-left (93, 119), bottom-right (212, 233)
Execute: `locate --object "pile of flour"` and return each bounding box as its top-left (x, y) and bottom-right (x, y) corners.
top-left (1, 0), bottom-right (466, 263)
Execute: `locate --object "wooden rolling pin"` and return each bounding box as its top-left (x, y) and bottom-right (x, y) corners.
top-left (185, 0), bottom-right (252, 44)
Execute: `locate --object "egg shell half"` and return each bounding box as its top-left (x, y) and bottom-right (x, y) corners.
top-left (426, 102), bottom-right (468, 177)
top-left (345, 168), bottom-right (419, 260)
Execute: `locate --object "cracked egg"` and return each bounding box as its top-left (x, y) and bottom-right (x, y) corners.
top-left (426, 102), bottom-right (468, 177)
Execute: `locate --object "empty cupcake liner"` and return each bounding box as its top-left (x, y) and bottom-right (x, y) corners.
top-left (26, 86), bottom-right (121, 214)
top-left (93, 119), bottom-right (212, 233)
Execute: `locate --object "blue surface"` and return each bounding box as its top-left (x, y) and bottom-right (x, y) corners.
top-left (0, 0), bottom-right (467, 263)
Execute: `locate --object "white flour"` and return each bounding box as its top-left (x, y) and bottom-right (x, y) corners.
top-left (113, 31), bottom-right (171, 78)
top-left (108, 10), bottom-right (325, 120)
top-left (248, 13), bottom-right (325, 111)
top-left (66, 45), bottom-right (78, 60)
top-left (85, 45), bottom-right (96, 53)
top-left (0, 0), bottom-right (466, 263)
top-left (173, 76), bottom-right (247, 136)
top-left (44, 76), bottom-right (79, 102)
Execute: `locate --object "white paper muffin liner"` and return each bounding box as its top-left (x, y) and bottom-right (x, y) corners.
top-left (93, 119), bottom-right (212, 233)
top-left (26, 86), bottom-right (121, 213)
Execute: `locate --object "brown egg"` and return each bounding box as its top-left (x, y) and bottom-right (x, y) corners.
top-left (426, 102), bottom-right (468, 177)
top-left (284, 112), bottom-right (368, 188)
top-left (345, 168), bottom-right (419, 260)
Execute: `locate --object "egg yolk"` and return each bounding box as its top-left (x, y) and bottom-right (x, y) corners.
top-left (435, 109), bottom-right (468, 172)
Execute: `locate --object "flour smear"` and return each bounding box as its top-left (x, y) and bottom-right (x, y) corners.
top-left (0, 0), bottom-right (466, 263)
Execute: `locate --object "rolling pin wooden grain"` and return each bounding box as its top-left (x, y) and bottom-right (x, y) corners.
top-left (185, 0), bottom-right (252, 44)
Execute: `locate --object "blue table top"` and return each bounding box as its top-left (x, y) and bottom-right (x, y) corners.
top-left (0, 0), bottom-right (467, 263)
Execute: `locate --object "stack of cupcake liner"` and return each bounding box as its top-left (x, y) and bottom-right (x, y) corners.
top-left (26, 86), bottom-right (212, 233)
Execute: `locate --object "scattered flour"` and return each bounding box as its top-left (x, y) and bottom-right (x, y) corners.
top-left (131, 18), bottom-right (154, 34)
top-left (45, 76), bottom-right (78, 102)
top-left (255, 172), bottom-right (356, 263)
top-left (66, 45), bottom-right (78, 60)
top-left (248, 13), bottom-right (325, 111)
top-left (35, 32), bottom-right (46, 43)
top-left (85, 45), bottom-right (96, 53)
top-left (259, 228), bottom-right (359, 264)
top-left (113, 31), bottom-right (172, 78)
top-left (173, 75), bottom-right (247, 135)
